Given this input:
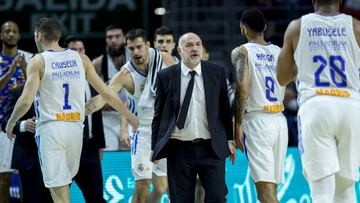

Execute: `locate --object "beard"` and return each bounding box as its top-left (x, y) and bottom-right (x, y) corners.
top-left (107, 45), bottom-right (125, 57)
top-left (3, 41), bottom-right (17, 49)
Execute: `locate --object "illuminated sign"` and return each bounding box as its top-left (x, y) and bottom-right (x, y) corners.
top-left (70, 148), bottom-right (360, 202)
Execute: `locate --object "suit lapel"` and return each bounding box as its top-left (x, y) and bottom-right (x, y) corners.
top-left (201, 62), bottom-right (212, 123)
top-left (173, 64), bottom-right (181, 114)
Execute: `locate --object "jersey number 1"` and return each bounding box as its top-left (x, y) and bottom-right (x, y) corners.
top-left (63, 83), bottom-right (72, 110)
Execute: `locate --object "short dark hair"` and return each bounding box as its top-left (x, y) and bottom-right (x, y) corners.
top-left (63, 35), bottom-right (84, 47)
top-left (154, 26), bottom-right (174, 41)
top-left (314, 0), bottom-right (338, 5)
top-left (35, 17), bottom-right (62, 41)
top-left (240, 9), bottom-right (266, 33)
top-left (105, 24), bottom-right (123, 33)
top-left (126, 28), bottom-right (148, 42)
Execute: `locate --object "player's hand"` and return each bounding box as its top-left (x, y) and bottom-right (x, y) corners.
top-left (16, 54), bottom-right (26, 70)
top-left (119, 131), bottom-right (131, 149)
top-left (127, 114), bottom-right (139, 132)
top-left (7, 57), bottom-right (19, 76)
top-left (85, 96), bottom-right (105, 116)
top-left (234, 123), bottom-right (244, 152)
top-left (25, 117), bottom-right (36, 133)
top-left (228, 141), bottom-right (236, 165)
top-left (5, 121), bottom-right (16, 140)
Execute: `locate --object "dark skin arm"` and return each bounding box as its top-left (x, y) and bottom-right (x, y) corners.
top-left (231, 46), bottom-right (250, 151)
top-left (277, 18), bottom-right (301, 86)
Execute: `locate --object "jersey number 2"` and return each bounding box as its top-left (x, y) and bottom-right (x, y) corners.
top-left (63, 83), bottom-right (72, 110)
top-left (265, 76), bottom-right (278, 102)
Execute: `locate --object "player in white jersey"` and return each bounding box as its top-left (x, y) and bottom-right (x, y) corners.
top-left (4, 17), bottom-right (138, 203)
top-left (86, 28), bottom-right (175, 203)
top-left (153, 26), bottom-right (180, 63)
top-left (277, 0), bottom-right (360, 202)
top-left (232, 9), bottom-right (288, 203)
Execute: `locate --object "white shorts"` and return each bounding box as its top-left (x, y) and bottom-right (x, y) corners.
top-left (130, 125), bottom-right (167, 181)
top-left (36, 121), bottom-right (83, 188)
top-left (102, 111), bottom-right (122, 150)
top-left (243, 112), bottom-right (288, 184)
top-left (0, 131), bottom-right (14, 173)
top-left (298, 96), bottom-right (360, 181)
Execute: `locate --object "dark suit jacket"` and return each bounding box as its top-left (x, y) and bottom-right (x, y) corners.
top-left (151, 61), bottom-right (233, 161)
top-left (2, 86), bottom-right (37, 170)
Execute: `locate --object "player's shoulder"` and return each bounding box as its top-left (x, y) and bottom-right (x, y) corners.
top-left (231, 45), bottom-right (248, 62)
top-left (158, 62), bottom-right (179, 77)
top-left (287, 17), bottom-right (302, 33)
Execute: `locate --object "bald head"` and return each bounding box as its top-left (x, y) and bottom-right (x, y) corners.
top-left (178, 32), bottom-right (202, 47)
top-left (177, 32), bottom-right (203, 69)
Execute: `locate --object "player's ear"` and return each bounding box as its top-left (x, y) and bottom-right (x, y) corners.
top-left (146, 41), bottom-right (150, 48)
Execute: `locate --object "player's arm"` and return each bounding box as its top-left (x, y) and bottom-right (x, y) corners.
top-left (85, 66), bottom-right (131, 115)
top-left (231, 46), bottom-right (250, 151)
top-left (352, 17), bottom-right (360, 48)
top-left (82, 54), bottom-right (139, 130)
top-left (160, 52), bottom-right (177, 67)
top-left (0, 55), bottom-right (22, 91)
top-left (91, 55), bottom-right (103, 79)
top-left (5, 55), bottom-right (42, 139)
top-left (277, 19), bottom-right (301, 86)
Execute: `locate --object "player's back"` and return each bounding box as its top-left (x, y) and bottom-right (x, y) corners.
top-left (242, 42), bottom-right (285, 113)
top-left (294, 13), bottom-right (360, 105)
top-left (36, 49), bottom-right (85, 125)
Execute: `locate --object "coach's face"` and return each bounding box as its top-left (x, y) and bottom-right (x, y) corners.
top-left (178, 33), bottom-right (203, 69)
top-left (127, 37), bottom-right (150, 66)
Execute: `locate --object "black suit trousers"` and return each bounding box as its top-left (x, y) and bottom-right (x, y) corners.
top-left (19, 162), bottom-right (52, 203)
top-left (167, 139), bottom-right (227, 203)
top-left (73, 138), bottom-right (106, 203)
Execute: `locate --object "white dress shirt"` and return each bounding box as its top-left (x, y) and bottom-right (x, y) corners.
top-left (171, 62), bottom-right (211, 141)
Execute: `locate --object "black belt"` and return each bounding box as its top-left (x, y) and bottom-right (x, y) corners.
top-left (170, 138), bottom-right (210, 144)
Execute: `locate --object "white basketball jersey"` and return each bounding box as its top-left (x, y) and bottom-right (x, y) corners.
top-left (35, 49), bottom-right (85, 125)
top-left (243, 42), bottom-right (285, 113)
top-left (294, 13), bottom-right (360, 105)
top-left (123, 59), bottom-right (147, 116)
top-left (137, 48), bottom-right (166, 123)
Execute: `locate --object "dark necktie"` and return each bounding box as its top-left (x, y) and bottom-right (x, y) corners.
top-left (177, 71), bottom-right (196, 130)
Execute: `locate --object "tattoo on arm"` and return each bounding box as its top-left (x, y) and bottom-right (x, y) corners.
top-left (231, 47), bottom-right (249, 125)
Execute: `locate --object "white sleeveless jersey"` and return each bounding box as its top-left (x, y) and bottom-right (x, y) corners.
top-left (123, 59), bottom-right (147, 116)
top-left (243, 42), bottom-right (285, 113)
top-left (35, 49), bottom-right (85, 125)
top-left (137, 48), bottom-right (166, 124)
top-left (294, 13), bottom-right (360, 105)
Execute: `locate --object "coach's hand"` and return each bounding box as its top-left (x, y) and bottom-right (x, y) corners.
top-left (5, 121), bottom-right (16, 140)
top-left (150, 151), bottom-right (159, 164)
top-left (25, 117), bottom-right (36, 133)
top-left (228, 141), bottom-right (236, 165)
top-left (234, 123), bottom-right (244, 152)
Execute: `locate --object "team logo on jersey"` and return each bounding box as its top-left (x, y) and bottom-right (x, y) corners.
top-left (140, 84), bottom-right (144, 92)
top-left (137, 163), bottom-right (144, 172)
